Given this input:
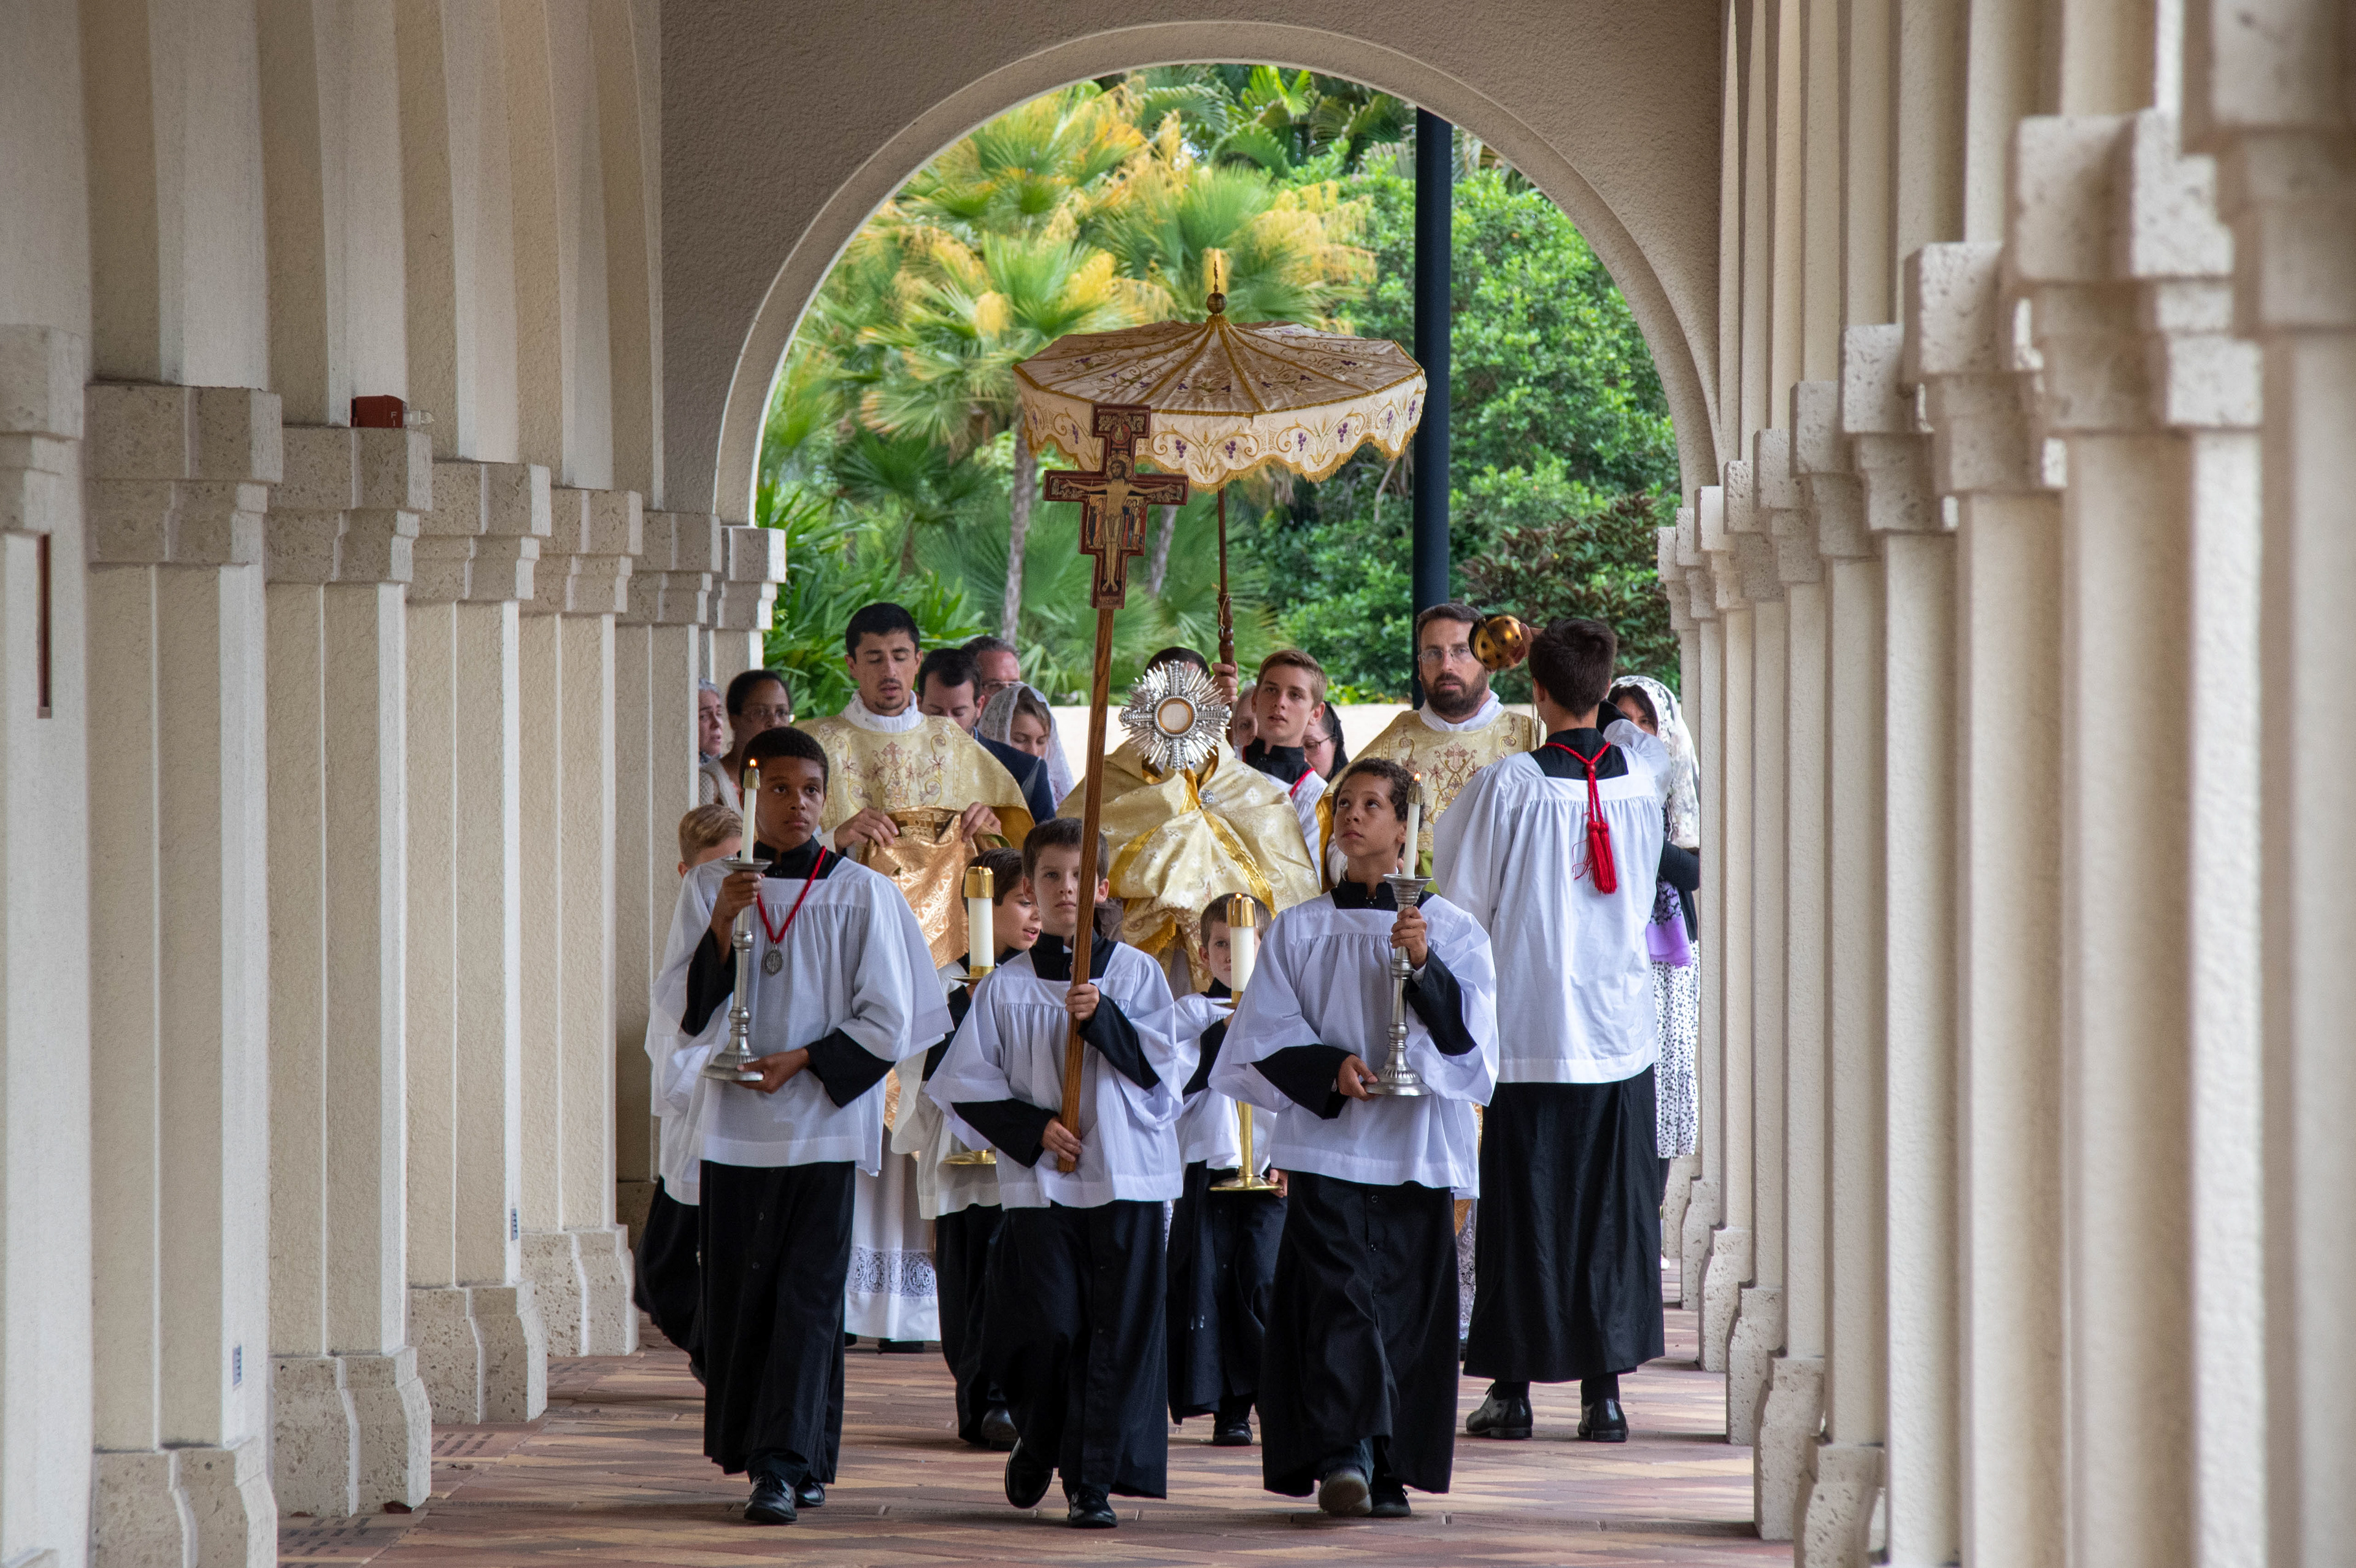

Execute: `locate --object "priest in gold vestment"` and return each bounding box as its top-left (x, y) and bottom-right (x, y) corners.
top-left (1356, 602), bottom-right (1542, 865)
top-left (1061, 647), bottom-right (1320, 989)
top-left (798, 601), bottom-right (1034, 1350)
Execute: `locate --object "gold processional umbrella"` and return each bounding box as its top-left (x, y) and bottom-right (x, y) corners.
top-left (1013, 289), bottom-right (1425, 1167)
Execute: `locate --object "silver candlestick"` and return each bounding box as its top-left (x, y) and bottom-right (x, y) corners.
top-left (701, 847), bottom-right (768, 1083)
top-left (1365, 872), bottom-right (1433, 1097)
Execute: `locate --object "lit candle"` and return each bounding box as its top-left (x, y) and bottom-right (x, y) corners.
top-left (964, 864), bottom-right (995, 975)
top-left (739, 762), bottom-right (761, 863)
top-left (1229, 896), bottom-right (1257, 998)
top-left (1403, 773), bottom-right (1422, 877)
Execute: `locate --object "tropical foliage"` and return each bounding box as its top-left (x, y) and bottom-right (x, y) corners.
top-left (758, 67), bottom-right (1680, 707)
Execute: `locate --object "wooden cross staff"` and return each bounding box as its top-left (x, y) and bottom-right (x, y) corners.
top-left (1039, 404), bottom-right (1188, 1171)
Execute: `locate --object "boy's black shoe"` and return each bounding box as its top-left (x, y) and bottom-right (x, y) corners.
top-left (1577, 1397), bottom-right (1629, 1442)
top-left (1369, 1477), bottom-right (1412, 1519)
top-left (979, 1405), bottom-right (1020, 1450)
top-left (744, 1475), bottom-right (797, 1525)
top-left (1066, 1488), bottom-right (1118, 1529)
top-left (1466, 1387), bottom-right (1533, 1439)
top-left (793, 1479), bottom-right (825, 1508)
top-left (1316, 1465), bottom-right (1371, 1517)
top-left (876, 1338), bottom-right (925, 1353)
top-left (1211, 1415), bottom-right (1253, 1446)
top-left (1004, 1440), bottom-right (1053, 1509)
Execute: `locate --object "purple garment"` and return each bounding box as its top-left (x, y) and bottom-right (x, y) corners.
top-left (1646, 882), bottom-right (1692, 967)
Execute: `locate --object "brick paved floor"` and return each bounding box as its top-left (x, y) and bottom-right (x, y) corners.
top-left (282, 1264), bottom-right (1779, 1566)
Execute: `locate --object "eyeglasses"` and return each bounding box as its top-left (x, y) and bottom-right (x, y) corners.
top-left (1414, 643), bottom-right (1476, 666)
top-left (740, 704), bottom-right (793, 722)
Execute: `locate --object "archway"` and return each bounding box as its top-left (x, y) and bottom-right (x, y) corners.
top-left (657, 8), bottom-right (1728, 523)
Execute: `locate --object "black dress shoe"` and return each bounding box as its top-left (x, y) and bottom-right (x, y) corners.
top-left (876, 1337), bottom-right (925, 1353)
top-left (980, 1404), bottom-right (1020, 1451)
top-left (1317, 1465), bottom-right (1371, 1516)
top-left (744, 1475), bottom-right (797, 1524)
top-left (1578, 1397), bottom-right (1629, 1442)
top-left (794, 1478), bottom-right (825, 1508)
top-left (1211, 1415), bottom-right (1253, 1447)
top-left (1066, 1488), bottom-right (1117, 1529)
top-left (1004, 1440), bottom-right (1053, 1509)
top-left (1369, 1477), bottom-right (1412, 1519)
top-left (1466, 1389), bottom-right (1533, 1439)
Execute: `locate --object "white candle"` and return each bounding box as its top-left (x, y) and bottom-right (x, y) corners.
top-left (963, 864), bottom-right (995, 974)
top-left (739, 763), bottom-right (761, 861)
top-left (1230, 917), bottom-right (1257, 998)
top-left (1403, 774), bottom-right (1423, 877)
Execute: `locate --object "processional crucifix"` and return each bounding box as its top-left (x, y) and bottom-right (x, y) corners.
top-left (1040, 403), bottom-right (1188, 1170)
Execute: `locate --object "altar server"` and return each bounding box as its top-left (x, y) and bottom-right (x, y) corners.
top-left (891, 846), bottom-right (1037, 1450)
top-left (1435, 617), bottom-right (1673, 1445)
top-left (654, 726), bottom-right (948, 1526)
top-left (1239, 649), bottom-right (1331, 858)
top-left (926, 816), bottom-right (1188, 1529)
top-left (1165, 894), bottom-right (1283, 1445)
top-left (1211, 759), bottom-right (1498, 1518)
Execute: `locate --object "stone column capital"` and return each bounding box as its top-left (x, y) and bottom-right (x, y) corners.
top-left (1722, 458), bottom-right (1760, 535)
top-left (534, 487), bottom-right (642, 617)
top-left (1673, 502), bottom-right (1704, 570)
top-left (1901, 244), bottom-right (2053, 502)
top-left (85, 383), bottom-right (282, 567)
top-left (1826, 340), bottom-right (1939, 537)
top-left (269, 426), bottom-right (433, 585)
top-left (712, 523), bottom-right (784, 632)
top-left (625, 511), bottom-right (723, 626)
top-left (0, 328), bottom-right (87, 542)
top-left (412, 459), bottom-right (549, 604)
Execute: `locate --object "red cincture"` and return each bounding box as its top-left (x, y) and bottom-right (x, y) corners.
top-left (755, 846), bottom-right (828, 950)
top-left (1546, 744), bottom-right (1620, 894)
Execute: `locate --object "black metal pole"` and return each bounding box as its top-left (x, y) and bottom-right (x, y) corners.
top-left (1411, 109), bottom-right (1452, 704)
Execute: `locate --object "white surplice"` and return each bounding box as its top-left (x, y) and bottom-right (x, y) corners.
top-left (1430, 718), bottom-right (1671, 1083)
top-left (651, 854), bottom-right (949, 1175)
top-left (1168, 991), bottom-right (1254, 1172)
top-left (889, 959), bottom-right (1003, 1219)
top-left (1210, 892), bottom-right (1499, 1196)
top-left (926, 941), bottom-right (1189, 1209)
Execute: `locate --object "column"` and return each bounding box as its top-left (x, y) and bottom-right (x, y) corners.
top-left (265, 425), bottom-right (435, 1516)
top-left (1728, 432), bottom-right (1796, 1448)
top-left (404, 458), bottom-right (550, 1423)
top-left (0, 326), bottom-right (95, 1566)
top-left (85, 383), bottom-right (279, 1568)
top-left (1841, 325), bottom-right (1956, 1566)
top-left (2018, 113), bottom-right (2206, 1568)
top-left (516, 486), bottom-right (640, 1358)
top-left (1908, 240), bottom-right (2066, 1568)
top-left (1678, 488), bottom-right (1725, 1311)
top-left (615, 512), bottom-right (722, 1235)
top-left (1698, 461), bottom-right (1757, 1376)
top-left (2189, 13), bottom-right (2356, 1558)
top-left (1755, 455), bottom-right (1828, 1541)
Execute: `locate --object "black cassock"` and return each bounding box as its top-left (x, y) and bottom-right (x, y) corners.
top-left (1256, 1170), bottom-right (1461, 1496)
top-left (1462, 1069), bottom-right (1665, 1383)
top-left (631, 1177), bottom-right (702, 1370)
top-left (696, 1159), bottom-right (852, 1482)
top-left (922, 985), bottom-right (1005, 1446)
top-left (1165, 1159), bottom-right (1283, 1420)
top-left (984, 1199), bottom-right (1169, 1497)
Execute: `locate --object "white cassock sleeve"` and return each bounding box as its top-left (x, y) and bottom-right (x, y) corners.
top-left (652, 869), bottom-right (729, 1080)
top-left (839, 875), bottom-right (957, 1065)
top-left (1430, 765), bottom-right (1505, 932)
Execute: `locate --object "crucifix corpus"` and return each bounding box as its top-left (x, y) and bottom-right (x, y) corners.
top-left (1039, 402), bottom-right (1188, 1171)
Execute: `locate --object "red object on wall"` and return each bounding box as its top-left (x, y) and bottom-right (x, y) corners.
top-left (351, 395), bottom-right (406, 429)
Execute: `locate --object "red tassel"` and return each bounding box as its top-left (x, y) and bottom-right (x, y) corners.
top-left (1548, 741), bottom-right (1620, 893)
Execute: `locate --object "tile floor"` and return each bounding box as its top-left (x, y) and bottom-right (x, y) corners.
top-left (282, 1264), bottom-right (1782, 1566)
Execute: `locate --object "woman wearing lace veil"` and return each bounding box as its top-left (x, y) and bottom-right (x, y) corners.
top-left (979, 681), bottom-right (1073, 809)
top-left (1609, 675), bottom-right (1701, 1191)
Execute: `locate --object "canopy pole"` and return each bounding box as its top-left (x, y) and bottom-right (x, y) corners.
top-left (1215, 488), bottom-right (1234, 668)
top-left (1412, 107), bottom-right (1453, 703)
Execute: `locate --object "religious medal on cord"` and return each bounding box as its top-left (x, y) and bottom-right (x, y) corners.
top-left (755, 847), bottom-right (828, 974)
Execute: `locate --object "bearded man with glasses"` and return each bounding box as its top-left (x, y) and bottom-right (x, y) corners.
top-left (1353, 604), bottom-right (1544, 867)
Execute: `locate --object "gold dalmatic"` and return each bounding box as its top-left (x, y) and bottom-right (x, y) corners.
top-left (1068, 738), bottom-right (1320, 987)
top-left (800, 713), bottom-right (1036, 967)
top-left (1356, 704), bottom-right (1544, 861)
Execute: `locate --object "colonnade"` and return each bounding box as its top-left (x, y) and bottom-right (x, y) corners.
top-left (1668, 2), bottom-right (2352, 1559)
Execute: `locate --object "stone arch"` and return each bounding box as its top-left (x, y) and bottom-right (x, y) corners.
top-left (660, 7), bottom-right (1728, 521)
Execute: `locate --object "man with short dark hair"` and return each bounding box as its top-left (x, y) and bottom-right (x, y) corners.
top-left (1354, 603), bottom-right (1541, 867)
top-left (1242, 650), bottom-right (1331, 858)
top-left (921, 648), bottom-right (1055, 827)
top-left (1433, 617), bottom-right (1673, 1447)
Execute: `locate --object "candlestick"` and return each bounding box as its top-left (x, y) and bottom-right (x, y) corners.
top-left (702, 761), bottom-right (768, 1083)
top-left (1403, 773), bottom-right (1423, 877)
top-left (1228, 894), bottom-right (1257, 999)
top-left (963, 864), bottom-right (995, 980)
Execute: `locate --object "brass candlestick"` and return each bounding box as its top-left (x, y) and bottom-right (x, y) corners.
top-left (1365, 872), bottom-right (1433, 1097)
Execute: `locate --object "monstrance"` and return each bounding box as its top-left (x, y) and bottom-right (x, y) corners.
top-left (1018, 287), bottom-right (1425, 666)
top-left (1118, 660), bottom-right (1227, 775)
